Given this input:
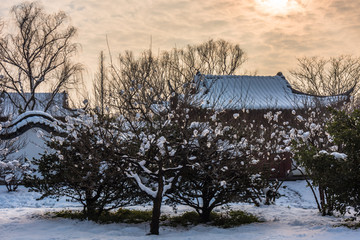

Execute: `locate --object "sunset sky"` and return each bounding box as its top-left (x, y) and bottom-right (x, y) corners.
top-left (1, 0), bottom-right (359, 79)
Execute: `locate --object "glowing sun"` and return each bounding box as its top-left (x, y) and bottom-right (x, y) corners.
top-left (255, 0), bottom-right (302, 15)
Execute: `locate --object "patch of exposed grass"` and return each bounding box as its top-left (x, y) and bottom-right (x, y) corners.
top-left (212, 210), bottom-right (261, 228)
top-left (53, 210), bottom-right (87, 220)
top-left (165, 210), bottom-right (261, 228)
top-left (52, 208), bottom-right (153, 224)
top-left (337, 218), bottom-right (360, 229)
top-left (52, 208), bottom-right (261, 228)
top-left (164, 211), bottom-right (204, 227)
top-left (100, 208), bottom-right (152, 224)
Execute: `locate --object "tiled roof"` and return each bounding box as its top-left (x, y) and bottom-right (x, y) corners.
top-left (195, 73), bottom-right (349, 110)
top-left (0, 92), bottom-right (76, 118)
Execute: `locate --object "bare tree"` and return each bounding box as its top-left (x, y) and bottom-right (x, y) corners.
top-left (166, 39), bottom-right (247, 93)
top-left (0, 2), bottom-right (82, 113)
top-left (289, 56), bottom-right (360, 96)
top-left (180, 39), bottom-right (247, 75)
top-left (93, 51), bottom-right (108, 115)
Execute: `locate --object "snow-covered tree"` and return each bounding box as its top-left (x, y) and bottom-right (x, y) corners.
top-left (108, 40), bottom-right (247, 235)
top-left (166, 116), bottom-right (257, 223)
top-left (166, 109), bottom-right (298, 222)
top-left (109, 51), bottom-right (191, 235)
top-left (26, 111), bottom-right (144, 221)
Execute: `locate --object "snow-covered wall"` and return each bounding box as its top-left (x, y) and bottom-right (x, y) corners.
top-left (0, 111), bottom-right (64, 140)
top-left (8, 127), bottom-right (49, 162)
top-left (0, 111), bottom-right (61, 162)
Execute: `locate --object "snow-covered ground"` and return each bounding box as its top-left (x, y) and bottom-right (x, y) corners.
top-left (0, 181), bottom-right (359, 240)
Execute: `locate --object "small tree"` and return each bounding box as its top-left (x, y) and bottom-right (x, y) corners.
top-left (166, 108), bottom-right (298, 222)
top-left (0, 131), bottom-right (27, 192)
top-left (167, 115), bottom-right (259, 223)
top-left (290, 107), bottom-right (340, 215)
top-left (317, 107), bottom-right (360, 216)
top-left (26, 111), bottom-right (143, 221)
top-left (108, 40), bottom-right (248, 235)
top-left (294, 145), bottom-right (340, 215)
top-left (110, 51), bottom-right (190, 235)
top-left (0, 158), bottom-right (30, 192)
top-left (0, 2), bottom-right (82, 112)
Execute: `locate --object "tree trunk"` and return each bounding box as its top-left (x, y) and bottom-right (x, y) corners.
top-left (200, 196), bottom-right (212, 223)
top-left (85, 191), bottom-right (99, 221)
top-left (200, 208), bottom-right (213, 223)
top-left (149, 174), bottom-right (164, 235)
top-left (319, 185), bottom-right (327, 216)
top-left (150, 195), bottom-right (162, 235)
top-left (148, 159), bottom-right (165, 235)
top-left (86, 202), bottom-right (98, 221)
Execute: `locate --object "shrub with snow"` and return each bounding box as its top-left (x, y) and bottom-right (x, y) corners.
top-left (0, 136), bottom-right (27, 192)
top-left (0, 158), bottom-right (30, 191)
top-left (25, 111), bottom-right (145, 221)
top-left (292, 106), bottom-right (360, 216)
top-left (314, 108), bottom-right (360, 216)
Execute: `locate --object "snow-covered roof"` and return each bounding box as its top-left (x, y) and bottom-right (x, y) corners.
top-left (195, 73), bottom-right (350, 110)
top-left (0, 92), bottom-right (76, 118)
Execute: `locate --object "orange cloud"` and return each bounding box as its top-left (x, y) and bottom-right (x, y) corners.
top-left (0, 0), bottom-right (358, 79)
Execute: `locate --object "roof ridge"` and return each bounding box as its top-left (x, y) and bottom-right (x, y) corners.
top-left (202, 74), bottom-right (280, 78)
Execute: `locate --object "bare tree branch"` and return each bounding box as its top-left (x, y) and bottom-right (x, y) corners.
top-left (289, 56), bottom-right (360, 97)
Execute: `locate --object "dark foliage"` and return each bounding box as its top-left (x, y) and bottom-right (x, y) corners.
top-left (294, 107), bottom-right (360, 216)
top-left (53, 209), bottom-right (260, 228)
top-left (325, 108), bottom-right (360, 215)
top-left (54, 208), bottom-right (153, 224)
